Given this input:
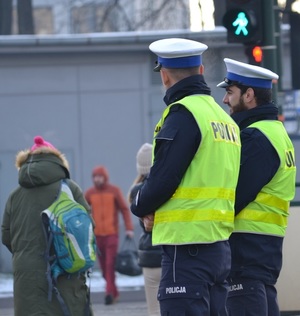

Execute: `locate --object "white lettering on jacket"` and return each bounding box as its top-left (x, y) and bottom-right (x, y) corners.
top-left (166, 286), bottom-right (187, 294)
top-left (229, 284), bottom-right (243, 292)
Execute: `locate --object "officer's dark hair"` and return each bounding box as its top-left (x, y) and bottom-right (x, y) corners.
top-left (236, 84), bottom-right (272, 106)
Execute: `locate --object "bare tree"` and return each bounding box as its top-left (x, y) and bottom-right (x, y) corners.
top-left (70, 0), bottom-right (190, 33)
top-left (98, 0), bottom-right (134, 31)
top-left (17, 0), bottom-right (35, 34)
top-left (0, 0), bottom-right (12, 34)
top-left (1, 0), bottom-right (219, 35)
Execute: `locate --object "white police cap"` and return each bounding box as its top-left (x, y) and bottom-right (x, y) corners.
top-left (149, 38), bottom-right (208, 72)
top-left (217, 58), bottom-right (279, 89)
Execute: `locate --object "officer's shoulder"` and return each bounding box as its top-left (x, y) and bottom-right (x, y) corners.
top-left (169, 103), bottom-right (188, 113)
top-left (244, 127), bottom-right (266, 138)
top-left (168, 103), bottom-right (197, 126)
top-left (243, 127), bottom-right (272, 145)
top-left (169, 103), bottom-right (195, 119)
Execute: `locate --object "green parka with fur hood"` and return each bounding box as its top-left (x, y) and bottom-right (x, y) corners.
top-left (1, 144), bottom-right (92, 316)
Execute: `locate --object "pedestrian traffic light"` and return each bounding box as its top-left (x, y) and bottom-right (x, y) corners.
top-left (223, 0), bottom-right (263, 44)
top-left (245, 45), bottom-right (263, 65)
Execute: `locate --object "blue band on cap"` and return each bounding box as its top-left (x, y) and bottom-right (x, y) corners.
top-left (227, 72), bottom-right (272, 89)
top-left (158, 55), bottom-right (202, 69)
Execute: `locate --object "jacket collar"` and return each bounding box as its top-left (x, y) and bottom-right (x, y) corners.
top-left (231, 102), bottom-right (279, 130)
top-left (163, 74), bottom-right (211, 106)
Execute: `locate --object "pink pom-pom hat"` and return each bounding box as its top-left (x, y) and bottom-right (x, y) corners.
top-left (31, 136), bottom-right (56, 151)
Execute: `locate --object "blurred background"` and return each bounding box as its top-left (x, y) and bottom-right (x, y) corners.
top-left (0, 5), bottom-right (300, 311)
top-left (1, 0), bottom-right (300, 312)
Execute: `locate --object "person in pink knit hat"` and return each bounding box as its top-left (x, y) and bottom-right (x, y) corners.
top-left (2, 135), bottom-right (93, 316)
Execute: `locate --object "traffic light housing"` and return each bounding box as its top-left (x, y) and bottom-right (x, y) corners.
top-left (223, 0), bottom-right (263, 44)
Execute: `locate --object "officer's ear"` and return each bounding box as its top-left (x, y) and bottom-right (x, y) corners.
top-left (243, 87), bottom-right (257, 109)
top-left (160, 68), bottom-right (170, 88)
top-left (199, 65), bottom-right (204, 75)
top-left (245, 87), bottom-right (255, 100)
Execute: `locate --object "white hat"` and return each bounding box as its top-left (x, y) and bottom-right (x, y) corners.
top-left (136, 143), bottom-right (153, 175)
top-left (149, 38), bottom-right (208, 71)
top-left (217, 58), bottom-right (279, 89)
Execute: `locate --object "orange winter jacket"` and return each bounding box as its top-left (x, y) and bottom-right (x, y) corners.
top-left (85, 166), bottom-right (133, 236)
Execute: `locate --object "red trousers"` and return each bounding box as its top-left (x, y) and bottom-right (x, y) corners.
top-left (96, 235), bottom-right (119, 298)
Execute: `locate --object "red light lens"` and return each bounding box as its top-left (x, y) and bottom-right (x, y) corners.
top-left (252, 46), bottom-right (263, 63)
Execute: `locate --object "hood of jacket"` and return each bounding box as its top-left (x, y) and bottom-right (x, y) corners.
top-left (16, 146), bottom-right (70, 188)
top-left (92, 165), bottom-right (109, 184)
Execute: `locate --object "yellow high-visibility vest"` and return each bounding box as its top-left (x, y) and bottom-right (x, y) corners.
top-left (234, 120), bottom-right (296, 237)
top-left (152, 95), bottom-right (241, 245)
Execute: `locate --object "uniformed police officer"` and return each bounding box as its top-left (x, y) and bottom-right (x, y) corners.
top-left (130, 38), bottom-right (241, 315)
top-left (217, 58), bottom-right (296, 316)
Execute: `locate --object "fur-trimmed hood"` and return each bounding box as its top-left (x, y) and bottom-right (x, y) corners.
top-left (16, 146), bottom-right (69, 170)
top-left (16, 146), bottom-right (70, 188)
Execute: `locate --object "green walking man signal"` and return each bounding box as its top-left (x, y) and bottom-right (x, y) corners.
top-left (223, 0), bottom-right (263, 44)
top-left (232, 12), bottom-right (249, 36)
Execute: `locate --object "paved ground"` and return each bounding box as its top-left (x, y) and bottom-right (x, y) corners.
top-left (0, 290), bottom-right (148, 316)
top-left (2, 291), bottom-right (300, 316)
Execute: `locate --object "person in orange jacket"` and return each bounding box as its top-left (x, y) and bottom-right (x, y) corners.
top-left (85, 165), bottom-right (134, 305)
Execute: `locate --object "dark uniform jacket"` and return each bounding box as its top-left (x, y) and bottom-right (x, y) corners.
top-left (131, 74), bottom-right (210, 217)
top-left (229, 103), bottom-right (283, 284)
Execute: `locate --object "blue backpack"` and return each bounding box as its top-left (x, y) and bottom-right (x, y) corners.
top-left (41, 180), bottom-right (96, 315)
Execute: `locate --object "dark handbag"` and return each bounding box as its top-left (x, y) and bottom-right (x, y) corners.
top-left (115, 236), bottom-right (142, 276)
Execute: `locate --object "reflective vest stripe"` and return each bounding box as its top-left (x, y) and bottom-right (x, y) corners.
top-left (255, 192), bottom-right (289, 212)
top-left (172, 187), bottom-right (235, 200)
top-left (235, 209), bottom-right (288, 227)
top-left (155, 209), bottom-right (234, 224)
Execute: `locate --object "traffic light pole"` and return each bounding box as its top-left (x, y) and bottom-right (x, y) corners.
top-left (261, 0), bottom-right (280, 104)
top-left (274, 4), bottom-right (283, 93)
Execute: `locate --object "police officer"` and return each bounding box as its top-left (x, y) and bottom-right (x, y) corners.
top-left (217, 58), bottom-right (296, 316)
top-left (130, 38), bottom-right (241, 315)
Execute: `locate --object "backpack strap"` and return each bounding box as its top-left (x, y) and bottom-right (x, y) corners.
top-left (61, 180), bottom-right (75, 201)
top-left (41, 215), bottom-right (55, 301)
top-left (53, 285), bottom-right (72, 316)
top-left (41, 180), bottom-right (72, 316)
top-left (84, 270), bottom-right (93, 316)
